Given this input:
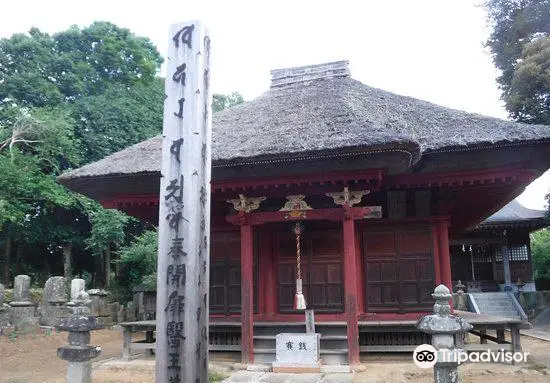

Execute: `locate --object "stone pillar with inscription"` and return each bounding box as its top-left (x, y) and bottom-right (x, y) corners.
top-left (155, 20), bottom-right (212, 383)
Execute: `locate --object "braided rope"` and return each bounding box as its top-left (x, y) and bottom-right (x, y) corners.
top-left (296, 230), bottom-right (301, 281)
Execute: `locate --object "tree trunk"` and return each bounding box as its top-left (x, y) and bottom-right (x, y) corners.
top-left (15, 243), bottom-right (23, 275)
top-left (94, 253), bottom-right (105, 288)
top-left (2, 237), bottom-right (11, 286)
top-left (105, 246), bottom-right (111, 288)
top-left (63, 243), bottom-right (73, 280)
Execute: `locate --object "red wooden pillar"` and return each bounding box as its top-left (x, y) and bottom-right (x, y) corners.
top-left (437, 220), bottom-right (452, 291)
top-left (343, 207), bottom-right (361, 366)
top-left (431, 223), bottom-right (442, 285)
top-left (240, 221), bottom-right (254, 364)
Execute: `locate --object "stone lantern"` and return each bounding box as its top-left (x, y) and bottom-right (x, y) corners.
top-left (417, 284), bottom-right (473, 383)
top-left (57, 290), bottom-right (103, 383)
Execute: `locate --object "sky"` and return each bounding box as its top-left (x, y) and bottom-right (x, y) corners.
top-left (1, 0), bottom-right (548, 211)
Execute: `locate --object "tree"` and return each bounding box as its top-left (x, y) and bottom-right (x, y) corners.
top-left (0, 22), bottom-right (163, 108)
top-left (85, 207), bottom-right (135, 287)
top-left (506, 36), bottom-right (550, 124)
top-left (114, 230), bottom-right (158, 302)
top-left (212, 92), bottom-right (244, 113)
top-left (0, 21), bottom-right (246, 286)
top-left (484, 0), bottom-right (550, 124)
top-left (71, 79), bottom-right (165, 162)
top-left (532, 229), bottom-right (550, 287)
top-left (0, 107), bottom-right (83, 284)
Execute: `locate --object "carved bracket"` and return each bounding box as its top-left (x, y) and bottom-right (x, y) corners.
top-left (279, 195), bottom-right (313, 220)
top-left (226, 194), bottom-right (266, 213)
top-left (326, 187), bottom-right (370, 207)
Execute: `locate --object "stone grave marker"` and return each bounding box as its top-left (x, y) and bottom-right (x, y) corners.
top-left (272, 333), bottom-right (321, 373)
top-left (40, 276), bottom-right (71, 327)
top-left (68, 278), bottom-right (86, 305)
top-left (9, 275), bottom-right (37, 330)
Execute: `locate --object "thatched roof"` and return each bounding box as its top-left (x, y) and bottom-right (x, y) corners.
top-left (58, 61), bottom-right (550, 182)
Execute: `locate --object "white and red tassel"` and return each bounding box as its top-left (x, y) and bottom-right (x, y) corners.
top-left (294, 278), bottom-right (307, 310)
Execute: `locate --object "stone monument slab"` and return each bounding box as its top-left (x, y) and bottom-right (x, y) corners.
top-left (272, 333), bottom-right (321, 373)
top-left (43, 276), bottom-right (67, 305)
top-left (11, 275), bottom-right (32, 306)
top-left (69, 279), bottom-right (86, 304)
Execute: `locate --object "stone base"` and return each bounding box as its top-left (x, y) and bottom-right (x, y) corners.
top-left (95, 316), bottom-right (114, 327)
top-left (272, 363), bottom-right (321, 373)
top-left (40, 305), bottom-right (72, 327)
top-left (0, 324), bottom-right (14, 335)
top-left (10, 306), bottom-right (38, 331)
top-left (0, 307), bottom-right (11, 326)
top-left (67, 361), bottom-right (92, 383)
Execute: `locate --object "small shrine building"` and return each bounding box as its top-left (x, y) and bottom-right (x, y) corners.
top-left (451, 199), bottom-right (547, 292)
top-left (58, 61), bottom-right (550, 365)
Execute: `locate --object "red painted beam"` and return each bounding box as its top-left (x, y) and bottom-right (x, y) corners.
top-left (227, 207), bottom-right (386, 226)
top-left (343, 207), bottom-right (361, 367)
top-left (212, 169), bottom-right (384, 192)
top-left (240, 223), bottom-right (254, 364)
top-left (386, 165), bottom-right (537, 188)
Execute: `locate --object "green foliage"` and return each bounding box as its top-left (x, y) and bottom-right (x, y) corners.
top-left (484, 0), bottom-right (550, 123)
top-left (71, 79), bottom-right (164, 162)
top-left (506, 35), bottom-right (550, 124)
top-left (0, 20), bottom-right (244, 288)
top-left (85, 208), bottom-right (134, 256)
top-left (115, 230), bottom-right (158, 302)
top-left (0, 108), bottom-right (81, 232)
top-left (208, 371), bottom-right (228, 382)
top-left (532, 228), bottom-right (550, 280)
top-left (213, 92), bottom-right (244, 113)
top-left (0, 22), bottom-right (163, 108)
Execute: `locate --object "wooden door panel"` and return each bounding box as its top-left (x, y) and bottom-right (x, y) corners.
top-left (399, 260), bottom-right (417, 281)
top-left (382, 285), bottom-right (399, 305)
top-left (326, 285), bottom-right (343, 306)
top-left (209, 231), bottom-right (259, 315)
top-left (310, 286), bottom-right (327, 306)
top-left (382, 262), bottom-right (397, 281)
top-left (276, 229), bottom-right (344, 313)
top-left (400, 232), bottom-right (431, 254)
top-left (310, 264), bottom-right (326, 283)
top-left (365, 232), bottom-right (396, 254)
top-left (418, 282), bottom-right (434, 303)
top-left (364, 227), bottom-right (435, 312)
top-left (368, 285), bottom-right (382, 305)
top-left (417, 259), bottom-right (434, 280)
top-left (327, 264), bottom-right (342, 283)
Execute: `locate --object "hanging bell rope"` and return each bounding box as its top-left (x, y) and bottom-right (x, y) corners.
top-left (293, 222), bottom-right (307, 310)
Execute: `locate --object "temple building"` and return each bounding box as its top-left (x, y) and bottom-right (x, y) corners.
top-left (58, 61), bottom-right (550, 365)
top-left (451, 199), bottom-right (546, 292)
